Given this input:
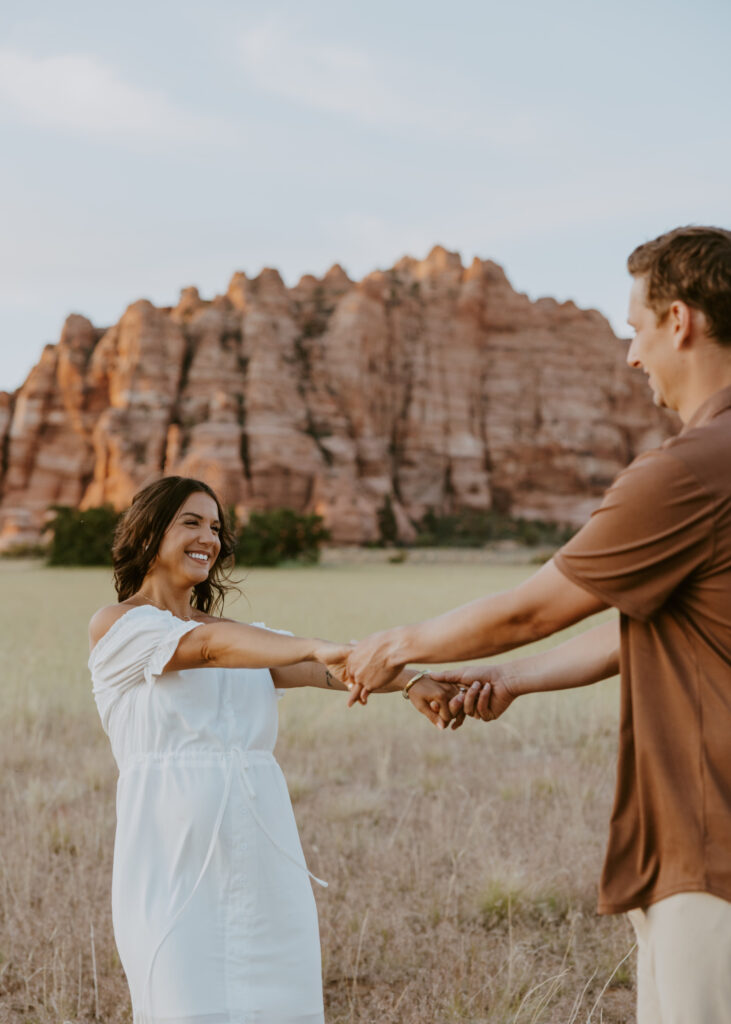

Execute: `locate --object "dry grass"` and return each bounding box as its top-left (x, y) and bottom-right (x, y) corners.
top-left (0, 560), bottom-right (635, 1023)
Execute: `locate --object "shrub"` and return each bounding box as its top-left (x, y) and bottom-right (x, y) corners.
top-left (0, 541), bottom-right (49, 559)
top-left (46, 505), bottom-right (121, 566)
top-left (237, 508), bottom-right (330, 567)
top-left (413, 507), bottom-right (574, 548)
top-left (377, 494), bottom-right (399, 546)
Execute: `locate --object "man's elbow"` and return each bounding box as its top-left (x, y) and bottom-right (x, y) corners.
top-left (502, 594), bottom-right (575, 645)
top-left (506, 605), bottom-right (552, 646)
top-left (525, 599), bottom-right (597, 641)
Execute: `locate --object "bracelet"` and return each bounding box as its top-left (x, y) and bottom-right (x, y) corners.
top-left (402, 670), bottom-right (429, 700)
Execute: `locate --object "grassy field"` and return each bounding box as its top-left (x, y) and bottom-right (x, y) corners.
top-left (0, 560), bottom-right (634, 1024)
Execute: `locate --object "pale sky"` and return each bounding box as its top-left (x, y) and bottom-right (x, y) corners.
top-left (1, 0), bottom-right (729, 391)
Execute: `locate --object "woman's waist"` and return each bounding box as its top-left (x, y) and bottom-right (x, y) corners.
top-left (117, 748), bottom-right (277, 775)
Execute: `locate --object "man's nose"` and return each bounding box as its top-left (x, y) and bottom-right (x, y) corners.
top-left (626, 338), bottom-right (641, 368)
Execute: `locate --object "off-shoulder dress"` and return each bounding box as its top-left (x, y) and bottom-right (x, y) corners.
top-left (88, 604), bottom-right (325, 1024)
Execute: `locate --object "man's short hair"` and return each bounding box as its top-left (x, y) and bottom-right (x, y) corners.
top-left (628, 226), bottom-right (731, 346)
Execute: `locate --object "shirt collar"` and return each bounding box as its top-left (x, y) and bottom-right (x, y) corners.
top-left (683, 384), bottom-right (731, 431)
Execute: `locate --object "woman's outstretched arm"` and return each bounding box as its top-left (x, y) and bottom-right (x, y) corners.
top-left (272, 663), bottom-right (462, 729)
top-left (271, 662), bottom-right (401, 691)
top-left (166, 620), bottom-right (349, 674)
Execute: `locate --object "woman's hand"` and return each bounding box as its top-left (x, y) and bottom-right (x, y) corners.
top-left (429, 665), bottom-right (517, 724)
top-left (313, 640), bottom-right (354, 686)
top-left (406, 677), bottom-right (465, 730)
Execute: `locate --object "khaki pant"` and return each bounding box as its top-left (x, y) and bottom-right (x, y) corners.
top-left (628, 892), bottom-right (731, 1024)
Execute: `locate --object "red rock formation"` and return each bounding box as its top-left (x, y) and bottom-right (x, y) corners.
top-left (0, 248), bottom-right (675, 549)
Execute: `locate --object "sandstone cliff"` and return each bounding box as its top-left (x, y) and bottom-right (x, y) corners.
top-left (0, 247), bottom-right (675, 549)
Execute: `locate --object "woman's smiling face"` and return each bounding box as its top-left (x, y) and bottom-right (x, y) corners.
top-left (152, 491), bottom-right (222, 585)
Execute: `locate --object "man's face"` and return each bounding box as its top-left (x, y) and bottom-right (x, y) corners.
top-left (626, 275), bottom-right (678, 411)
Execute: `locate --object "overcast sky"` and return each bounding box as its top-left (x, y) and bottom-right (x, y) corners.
top-left (1, 0), bottom-right (729, 391)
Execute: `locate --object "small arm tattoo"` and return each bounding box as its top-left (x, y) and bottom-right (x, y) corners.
top-left (325, 669), bottom-right (335, 688)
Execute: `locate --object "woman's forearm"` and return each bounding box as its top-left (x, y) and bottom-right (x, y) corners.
top-left (171, 621), bottom-right (322, 672)
top-left (273, 663), bottom-right (412, 692)
top-left (503, 618), bottom-right (619, 697)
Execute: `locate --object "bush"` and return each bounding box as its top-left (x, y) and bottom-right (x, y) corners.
top-left (413, 507), bottom-right (574, 548)
top-left (237, 508), bottom-right (330, 567)
top-left (0, 541), bottom-right (49, 559)
top-left (377, 494), bottom-right (399, 546)
top-left (46, 505), bottom-right (121, 566)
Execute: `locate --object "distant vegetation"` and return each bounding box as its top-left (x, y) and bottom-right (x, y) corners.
top-left (236, 508), bottom-right (330, 567)
top-left (377, 499), bottom-right (575, 549)
top-left (0, 541), bottom-right (49, 559)
top-left (46, 505), bottom-right (120, 566)
top-left (34, 504), bottom-right (330, 568)
top-left (4, 500), bottom-right (572, 566)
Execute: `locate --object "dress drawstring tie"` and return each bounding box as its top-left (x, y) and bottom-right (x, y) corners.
top-left (232, 750), bottom-right (328, 889)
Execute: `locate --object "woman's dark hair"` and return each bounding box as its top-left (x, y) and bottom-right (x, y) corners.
top-left (112, 477), bottom-right (238, 615)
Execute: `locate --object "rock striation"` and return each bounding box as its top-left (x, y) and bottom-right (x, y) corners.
top-left (0, 247), bottom-right (675, 549)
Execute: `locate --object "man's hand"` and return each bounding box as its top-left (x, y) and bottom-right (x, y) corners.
top-left (344, 629), bottom-right (405, 706)
top-left (430, 665), bottom-right (517, 723)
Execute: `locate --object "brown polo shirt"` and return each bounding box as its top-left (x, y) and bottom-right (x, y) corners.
top-left (554, 384), bottom-right (731, 914)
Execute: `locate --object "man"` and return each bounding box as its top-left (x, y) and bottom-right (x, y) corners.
top-left (341, 227), bottom-right (731, 1024)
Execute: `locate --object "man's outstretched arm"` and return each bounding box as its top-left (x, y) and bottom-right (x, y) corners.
top-left (345, 559), bottom-right (608, 701)
top-left (434, 617), bottom-right (619, 725)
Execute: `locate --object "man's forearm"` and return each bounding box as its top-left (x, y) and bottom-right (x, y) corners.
top-left (345, 560), bottom-right (609, 695)
top-left (382, 590), bottom-right (543, 669)
top-left (503, 618), bottom-right (619, 697)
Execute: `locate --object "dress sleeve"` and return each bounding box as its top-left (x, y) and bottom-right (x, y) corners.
top-left (89, 606), bottom-right (202, 726)
top-left (554, 447), bottom-right (715, 621)
top-left (251, 621), bottom-right (293, 699)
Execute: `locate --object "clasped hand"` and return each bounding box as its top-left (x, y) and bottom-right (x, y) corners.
top-left (320, 634), bottom-right (516, 730)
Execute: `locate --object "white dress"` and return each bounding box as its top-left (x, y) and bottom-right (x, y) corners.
top-left (89, 604), bottom-right (325, 1024)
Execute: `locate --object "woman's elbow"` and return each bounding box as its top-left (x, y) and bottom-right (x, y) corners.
top-left (172, 625), bottom-right (219, 669)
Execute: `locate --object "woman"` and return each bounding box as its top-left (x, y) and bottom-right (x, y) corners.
top-left (88, 476), bottom-right (454, 1024)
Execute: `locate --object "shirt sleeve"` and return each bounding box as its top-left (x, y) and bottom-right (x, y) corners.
top-left (89, 606), bottom-right (202, 727)
top-left (554, 447), bottom-right (715, 621)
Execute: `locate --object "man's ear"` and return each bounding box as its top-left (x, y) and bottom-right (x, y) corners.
top-left (669, 299), bottom-right (693, 350)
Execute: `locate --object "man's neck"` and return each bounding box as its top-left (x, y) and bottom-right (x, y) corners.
top-left (676, 351), bottom-right (731, 424)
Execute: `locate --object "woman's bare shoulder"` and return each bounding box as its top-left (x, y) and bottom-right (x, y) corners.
top-left (88, 602), bottom-right (139, 651)
top-left (89, 604), bottom-right (241, 651)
